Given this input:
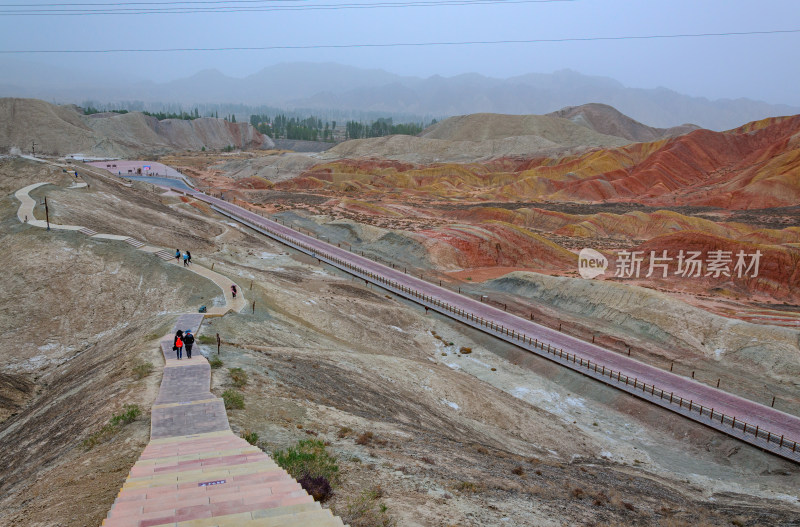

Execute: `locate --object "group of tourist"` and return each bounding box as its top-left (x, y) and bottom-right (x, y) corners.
top-left (172, 329), bottom-right (195, 360)
top-left (175, 248), bottom-right (192, 267)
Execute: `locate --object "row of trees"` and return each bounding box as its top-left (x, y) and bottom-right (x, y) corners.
top-left (344, 117), bottom-right (432, 139)
top-left (249, 114), bottom-right (436, 142)
top-left (142, 108), bottom-right (201, 120)
top-left (249, 114), bottom-right (336, 141)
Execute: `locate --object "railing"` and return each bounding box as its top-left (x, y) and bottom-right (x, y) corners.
top-left (194, 193), bottom-right (800, 463)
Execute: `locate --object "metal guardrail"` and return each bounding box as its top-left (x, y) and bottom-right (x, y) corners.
top-left (201, 198), bottom-right (800, 464)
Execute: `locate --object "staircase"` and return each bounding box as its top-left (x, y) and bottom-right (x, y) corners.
top-left (124, 237), bottom-right (145, 248)
top-left (102, 315), bottom-right (345, 527)
top-left (154, 249), bottom-right (175, 261)
top-left (102, 433), bottom-right (344, 527)
top-left (79, 227), bottom-right (98, 236)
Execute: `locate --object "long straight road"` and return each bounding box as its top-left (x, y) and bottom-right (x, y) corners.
top-left (185, 189), bottom-right (800, 464)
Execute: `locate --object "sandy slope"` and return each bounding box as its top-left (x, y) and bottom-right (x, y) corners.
top-left (0, 98), bottom-right (274, 157)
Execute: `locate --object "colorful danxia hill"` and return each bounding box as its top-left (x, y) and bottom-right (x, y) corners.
top-left (227, 113), bottom-right (800, 307)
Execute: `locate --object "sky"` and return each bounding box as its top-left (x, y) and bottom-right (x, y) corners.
top-left (1, 0), bottom-right (799, 105)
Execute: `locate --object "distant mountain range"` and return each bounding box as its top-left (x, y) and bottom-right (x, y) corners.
top-left (1, 60), bottom-right (797, 131)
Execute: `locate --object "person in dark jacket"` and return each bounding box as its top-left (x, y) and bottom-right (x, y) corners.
top-left (184, 330), bottom-right (195, 359)
top-left (173, 330), bottom-right (184, 360)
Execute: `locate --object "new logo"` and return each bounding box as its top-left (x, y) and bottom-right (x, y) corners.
top-left (578, 248), bottom-right (608, 279)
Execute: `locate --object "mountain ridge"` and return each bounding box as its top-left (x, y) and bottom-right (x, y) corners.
top-left (1, 61), bottom-right (796, 131)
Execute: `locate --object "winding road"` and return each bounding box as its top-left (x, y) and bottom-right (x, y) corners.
top-left (182, 188), bottom-right (800, 464)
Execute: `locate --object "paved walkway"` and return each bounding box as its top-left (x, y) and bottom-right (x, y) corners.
top-left (12, 181), bottom-right (343, 526)
top-left (183, 189), bottom-right (800, 464)
top-left (102, 316), bottom-right (345, 527)
top-left (13, 182), bottom-right (245, 316)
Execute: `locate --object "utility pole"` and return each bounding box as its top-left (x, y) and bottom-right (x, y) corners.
top-left (44, 196), bottom-right (50, 231)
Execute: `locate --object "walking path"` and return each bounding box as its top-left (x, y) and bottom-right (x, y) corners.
top-left (14, 182), bottom-right (245, 316)
top-left (13, 183), bottom-right (345, 526)
top-left (181, 189), bottom-right (800, 464)
top-left (101, 314), bottom-right (344, 527)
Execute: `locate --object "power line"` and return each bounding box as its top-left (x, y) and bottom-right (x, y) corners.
top-left (1, 0), bottom-right (305, 5)
top-left (2, 29), bottom-right (798, 54)
top-left (0, 0), bottom-right (570, 14)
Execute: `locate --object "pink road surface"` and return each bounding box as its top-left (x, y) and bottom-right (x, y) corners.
top-left (184, 188), bottom-right (800, 462)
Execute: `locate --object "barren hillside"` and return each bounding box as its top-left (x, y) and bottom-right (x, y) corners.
top-left (547, 103), bottom-right (700, 142)
top-left (0, 98), bottom-right (274, 157)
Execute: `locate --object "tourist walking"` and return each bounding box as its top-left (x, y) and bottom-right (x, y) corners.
top-left (231, 284), bottom-right (237, 299)
top-left (173, 330), bottom-right (184, 360)
top-left (174, 249), bottom-right (181, 263)
top-left (184, 330), bottom-right (195, 359)
top-left (183, 252), bottom-right (189, 267)
top-left (186, 251), bottom-right (192, 266)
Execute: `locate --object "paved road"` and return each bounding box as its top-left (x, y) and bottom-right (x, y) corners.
top-left (181, 188), bottom-right (800, 463)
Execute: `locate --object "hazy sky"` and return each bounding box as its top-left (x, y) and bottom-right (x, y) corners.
top-left (2, 0), bottom-right (799, 105)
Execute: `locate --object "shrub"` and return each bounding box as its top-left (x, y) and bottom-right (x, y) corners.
top-left (133, 361), bottom-right (154, 379)
top-left (208, 355), bottom-right (223, 369)
top-left (337, 426), bottom-right (353, 439)
top-left (297, 474), bottom-right (333, 502)
top-left (222, 389), bottom-right (244, 409)
top-left (355, 431), bottom-right (374, 445)
top-left (229, 367), bottom-right (248, 387)
top-left (335, 488), bottom-right (396, 527)
top-left (455, 481), bottom-right (480, 493)
top-left (241, 430), bottom-right (259, 445)
top-left (110, 404), bottom-right (141, 426)
top-left (197, 334), bottom-right (216, 345)
top-left (459, 347), bottom-right (472, 354)
top-left (512, 466), bottom-right (525, 476)
top-left (273, 439), bottom-right (339, 488)
top-left (82, 403), bottom-right (141, 450)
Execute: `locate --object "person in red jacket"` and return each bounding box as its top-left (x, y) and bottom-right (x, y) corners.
top-left (173, 329), bottom-right (184, 360)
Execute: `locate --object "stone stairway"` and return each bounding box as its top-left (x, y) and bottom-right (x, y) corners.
top-left (125, 237), bottom-right (146, 248)
top-left (79, 227), bottom-right (98, 236)
top-left (154, 249), bottom-right (175, 261)
top-left (102, 315), bottom-right (345, 527)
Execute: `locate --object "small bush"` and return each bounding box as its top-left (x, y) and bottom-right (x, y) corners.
top-left (228, 367), bottom-right (248, 387)
top-left (197, 334), bottom-right (216, 345)
top-left (297, 474), bottom-right (333, 502)
top-left (512, 466), bottom-right (525, 476)
top-left (133, 361), bottom-right (154, 380)
top-left (273, 439), bottom-right (339, 490)
top-left (455, 481), bottom-right (480, 493)
top-left (82, 403), bottom-right (141, 450)
top-left (572, 487), bottom-right (586, 499)
top-left (110, 404), bottom-right (141, 426)
top-left (222, 389), bottom-right (244, 410)
top-left (355, 431), bottom-right (374, 445)
top-left (336, 488), bottom-right (396, 527)
top-left (421, 456), bottom-right (436, 465)
top-left (208, 355), bottom-right (223, 369)
top-left (459, 347), bottom-right (472, 354)
top-left (241, 430), bottom-right (259, 445)
top-left (337, 426), bottom-right (353, 439)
